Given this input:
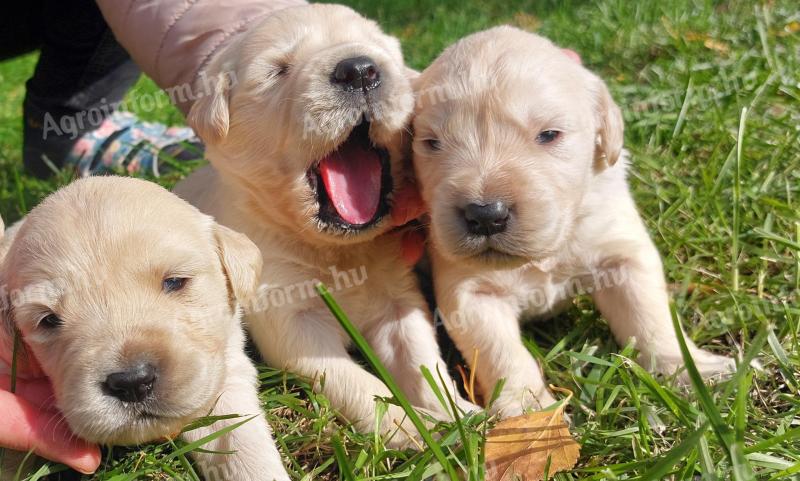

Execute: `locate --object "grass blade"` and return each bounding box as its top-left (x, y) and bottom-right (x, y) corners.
top-left (636, 422), bottom-right (709, 481)
top-left (731, 372), bottom-right (755, 481)
top-left (730, 442), bottom-right (756, 481)
top-left (766, 328), bottom-right (799, 391)
top-left (419, 365), bottom-right (451, 417)
top-left (163, 415), bottom-right (256, 463)
top-left (435, 365), bottom-right (477, 481)
top-left (744, 427), bottom-right (800, 454)
top-left (669, 304), bottom-right (733, 456)
top-left (731, 106), bottom-right (748, 292)
top-left (316, 284), bottom-right (459, 480)
top-left (25, 463), bottom-right (69, 481)
top-left (332, 435), bottom-right (357, 481)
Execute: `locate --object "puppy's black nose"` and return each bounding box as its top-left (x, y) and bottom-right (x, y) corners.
top-left (464, 202), bottom-right (510, 236)
top-left (332, 56), bottom-right (381, 92)
top-left (104, 362), bottom-right (157, 403)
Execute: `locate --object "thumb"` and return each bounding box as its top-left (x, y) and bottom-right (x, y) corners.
top-left (391, 181), bottom-right (427, 227)
top-left (400, 229), bottom-right (426, 266)
top-left (0, 375), bottom-right (57, 409)
top-left (0, 390), bottom-right (101, 474)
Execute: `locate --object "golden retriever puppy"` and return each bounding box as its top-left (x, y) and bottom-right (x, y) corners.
top-left (412, 26), bottom-right (736, 417)
top-left (174, 4), bottom-right (473, 444)
top-left (0, 177), bottom-right (289, 480)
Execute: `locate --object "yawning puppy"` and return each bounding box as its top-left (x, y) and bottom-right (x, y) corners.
top-left (412, 27), bottom-right (736, 417)
top-left (0, 177), bottom-right (289, 480)
top-left (175, 4), bottom-right (472, 443)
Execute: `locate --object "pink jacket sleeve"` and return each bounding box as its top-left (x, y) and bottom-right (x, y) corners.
top-left (95, 0), bottom-right (306, 114)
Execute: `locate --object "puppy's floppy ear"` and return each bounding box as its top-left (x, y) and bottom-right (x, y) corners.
top-left (592, 77), bottom-right (624, 168)
top-left (213, 223), bottom-right (262, 304)
top-left (0, 219), bottom-right (13, 363)
top-left (188, 66), bottom-right (233, 144)
top-left (0, 272), bottom-right (25, 371)
top-left (0, 288), bottom-right (14, 360)
top-left (0, 227), bottom-right (35, 374)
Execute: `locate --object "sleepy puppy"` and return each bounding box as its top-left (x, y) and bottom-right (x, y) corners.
top-left (174, 3), bottom-right (473, 444)
top-left (0, 177), bottom-right (289, 481)
top-left (412, 26), bottom-right (736, 417)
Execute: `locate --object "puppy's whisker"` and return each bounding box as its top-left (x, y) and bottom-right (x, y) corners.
top-left (38, 393), bottom-right (58, 409)
top-left (43, 411), bottom-right (68, 444)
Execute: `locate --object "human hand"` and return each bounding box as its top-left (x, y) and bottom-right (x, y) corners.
top-left (0, 342), bottom-right (101, 474)
top-left (391, 181), bottom-right (428, 266)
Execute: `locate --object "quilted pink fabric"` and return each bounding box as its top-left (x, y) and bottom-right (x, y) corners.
top-left (96, 0), bottom-right (306, 114)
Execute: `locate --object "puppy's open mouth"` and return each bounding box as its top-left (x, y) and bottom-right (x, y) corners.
top-left (308, 117), bottom-right (392, 232)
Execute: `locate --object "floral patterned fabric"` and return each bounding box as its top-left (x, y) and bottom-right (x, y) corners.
top-left (65, 111), bottom-right (200, 177)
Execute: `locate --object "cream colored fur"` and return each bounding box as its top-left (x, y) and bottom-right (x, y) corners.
top-left (175, 4), bottom-right (474, 446)
top-left (0, 177), bottom-right (289, 481)
top-left (412, 27), bottom-right (736, 417)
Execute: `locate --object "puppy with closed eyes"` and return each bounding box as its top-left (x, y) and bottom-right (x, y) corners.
top-left (174, 3), bottom-right (474, 445)
top-left (412, 26), bottom-right (736, 417)
top-left (0, 177), bottom-right (289, 480)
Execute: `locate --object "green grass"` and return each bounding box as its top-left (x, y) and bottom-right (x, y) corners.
top-left (1, 0), bottom-right (799, 479)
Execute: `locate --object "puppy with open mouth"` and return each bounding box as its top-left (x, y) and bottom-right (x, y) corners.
top-left (0, 177), bottom-right (289, 480)
top-left (411, 27), bottom-right (736, 417)
top-left (175, 4), bottom-right (474, 444)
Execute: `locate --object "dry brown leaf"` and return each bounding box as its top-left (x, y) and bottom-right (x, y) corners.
top-left (684, 31), bottom-right (705, 42)
top-left (780, 21), bottom-right (800, 36)
top-left (703, 38), bottom-right (730, 54)
top-left (679, 31), bottom-right (730, 54)
top-left (485, 392), bottom-right (580, 481)
top-left (511, 12), bottom-right (542, 32)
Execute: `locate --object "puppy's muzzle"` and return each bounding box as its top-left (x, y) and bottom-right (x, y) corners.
top-left (463, 201), bottom-right (510, 237)
top-left (103, 361), bottom-right (157, 403)
top-left (331, 56), bottom-right (381, 93)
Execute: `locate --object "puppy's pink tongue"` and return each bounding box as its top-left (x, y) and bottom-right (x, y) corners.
top-left (319, 143), bottom-right (382, 225)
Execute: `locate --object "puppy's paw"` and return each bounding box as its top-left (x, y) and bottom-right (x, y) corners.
top-left (682, 349), bottom-right (736, 383)
top-left (455, 397), bottom-right (482, 416)
top-left (411, 389), bottom-right (481, 420)
top-left (644, 350), bottom-right (736, 384)
top-left (381, 401), bottom-right (487, 450)
top-left (380, 406), bottom-right (436, 450)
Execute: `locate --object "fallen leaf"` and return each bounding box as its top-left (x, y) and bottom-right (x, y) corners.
top-left (684, 31), bottom-right (705, 42)
top-left (703, 38), bottom-right (730, 54)
top-left (779, 21), bottom-right (800, 36)
top-left (511, 12), bottom-right (541, 32)
top-left (485, 390), bottom-right (580, 481)
top-left (680, 31), bottom-right (730, 54)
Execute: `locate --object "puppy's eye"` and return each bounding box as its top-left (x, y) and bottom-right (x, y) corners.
top-left (39, 313), bottom-right (64, 329)
top-left (423, 138), bottom-right (442, 152)
top-left (273, 61), bottom-right (290, 77)
top-left (163, 277), bottom-right (189, 293)
top-left (536, 130), bottom-right (561, 144)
